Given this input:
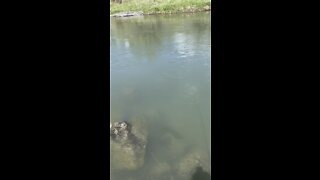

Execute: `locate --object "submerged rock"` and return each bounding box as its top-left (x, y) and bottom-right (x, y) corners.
top-left (174, 151), bottom-right (211, 179)
top-left (158, 131), bottom-right (185, 161)
top-left (148, 160), bottom-right (171, 178)
top-left (191, 166), bottom-right (211, 180)
top-left (110, 117), bottom-right (148, 171)
top-left (110, 121), bottom-right (129, 142)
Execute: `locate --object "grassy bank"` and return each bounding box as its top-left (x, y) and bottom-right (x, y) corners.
top-left (110, 0), bottom-right (211, 15)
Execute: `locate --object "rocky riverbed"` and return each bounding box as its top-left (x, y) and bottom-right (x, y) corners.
top-left (110, 118), bottom-right (148, 171)
top-left (110, 114), bottom-right (211, 180)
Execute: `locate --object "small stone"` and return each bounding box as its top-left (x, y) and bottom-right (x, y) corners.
top-left (204, 5), bottom-right (210, 11)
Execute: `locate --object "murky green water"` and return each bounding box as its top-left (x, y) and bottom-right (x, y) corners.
top-left (111, 12), bottom-right (211, 180)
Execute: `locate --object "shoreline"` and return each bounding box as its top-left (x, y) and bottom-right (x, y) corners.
top-left (110, 0), bottom-right (211, 16)
top-left (111, 9), bottom-right (211, 18)
top-left (144, 9), bottom-right (211, 15)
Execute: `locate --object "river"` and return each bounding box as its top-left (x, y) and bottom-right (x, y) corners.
top-left (110, 12), bottom-right (211, 180)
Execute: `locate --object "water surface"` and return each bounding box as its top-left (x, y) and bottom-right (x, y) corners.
top-left (110, 12), bottom-right (211, 180)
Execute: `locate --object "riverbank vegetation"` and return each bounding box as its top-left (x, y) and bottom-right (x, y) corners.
top-left (110, 0), bottom-right (211, 15)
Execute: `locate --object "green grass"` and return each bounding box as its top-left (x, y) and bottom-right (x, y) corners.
top-left (110, 0), bottom-right (211, 15)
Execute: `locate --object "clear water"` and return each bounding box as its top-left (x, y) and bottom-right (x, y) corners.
top-left (110, 12), bottom-right (211, 180)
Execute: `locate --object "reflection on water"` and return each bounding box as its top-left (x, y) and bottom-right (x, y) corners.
top-left (111, 12), bottom-right (211, 180)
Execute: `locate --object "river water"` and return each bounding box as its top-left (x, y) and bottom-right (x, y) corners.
top-left (110, 12), bottom-right (211, 180)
